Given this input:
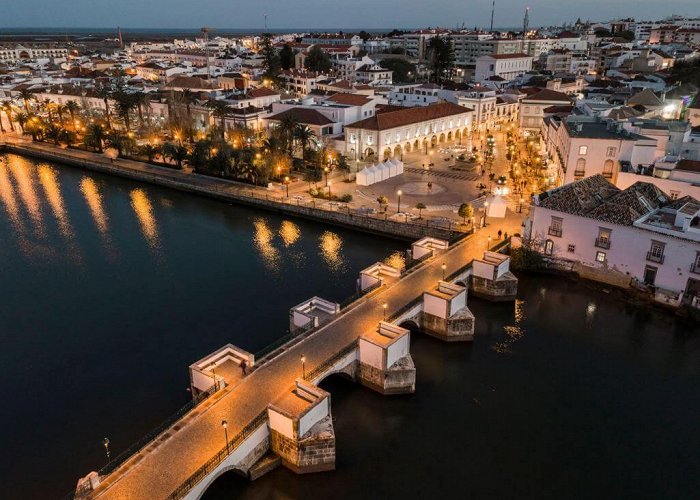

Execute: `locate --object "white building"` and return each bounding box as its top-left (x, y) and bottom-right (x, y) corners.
top-left (525, 175), bottom-right (700, 308)
top-left (343, 101), bottom-right (473, 160)
top-left (474, 54), bottom-right (532, 84)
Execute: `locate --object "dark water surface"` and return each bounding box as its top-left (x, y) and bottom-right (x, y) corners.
top-left (0, 153), bottom-right (405, 499)
top-left (204, 276), bottom-right (700, 500)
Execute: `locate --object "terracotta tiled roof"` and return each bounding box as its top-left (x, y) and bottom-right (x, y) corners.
top-left (266, 107), bottom-right (335, 126)
top-left (346, 101), bottom-right (470, 131)
top-left (325, 93), bottom-right (371, 106)
top-left (538, 175), bottom-right (668, 226)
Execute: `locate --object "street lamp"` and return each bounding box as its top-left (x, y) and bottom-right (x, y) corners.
top-left (382, 303), bottom-right (388, 320)
top-left (441, 263), bottom-right (446, 280)
top-left (300, 355), bottom-right (306, 379)
top-left (103, 437), bottom-right (111, 465)
top-left (221, 420), bottom-right (229, 454)
top-left (396, 190), bottom-right (402, 214)
top-left (285, 176), bottom-right (290, 197)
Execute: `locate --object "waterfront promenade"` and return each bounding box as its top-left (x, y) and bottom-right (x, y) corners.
top-left (0, 137), bottom-right (459, 241)
top-left (84, 215), bottom-right (521, 499)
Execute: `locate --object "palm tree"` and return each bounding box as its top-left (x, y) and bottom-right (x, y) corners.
top-left (84, 123), bottom-right (106, 152)
top-left (162, 142), bottom-right (188, 169)
top-left (18, 89), bottom-right (34, 113)
top-left (207, 100), bottom-right (231, 138)
top-left (293, 124), bottom-right (317, 164)
top-left (65, 100), bottom-right (80, 124)
top-left (1, 102), bottom-right (15, 131)
top-left (95, 84), bottom-right (112, 129)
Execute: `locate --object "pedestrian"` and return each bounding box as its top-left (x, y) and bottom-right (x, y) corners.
top-left (497, 229), bottom-right (502, 239)
top-left (240, 360), bottom-right (247, 376)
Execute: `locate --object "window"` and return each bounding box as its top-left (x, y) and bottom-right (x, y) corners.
top-left (578, 145), bottom-right (588, 155)
top-left (595, 228), bottom-right (611, 249)
top-left (606, 146), bottom-right (617, 157)
top-left (567, 244), bottom-right (576, 253)
top-left (647, 240), bottom-right (665, 264)
top-left (544, 239), bottom-right (553, 255)
top-left (602, 160), bottom-right (614, 178)
top-left (548, 216), bottom-right (563, 237)
top-left (595, 251), bottom-right (606, 263)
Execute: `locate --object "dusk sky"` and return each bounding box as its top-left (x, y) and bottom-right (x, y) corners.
top-left (2, 0), bottom-right (699, 29)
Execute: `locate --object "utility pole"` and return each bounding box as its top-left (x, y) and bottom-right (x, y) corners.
top-left (490, 0), bottom-right (495, 32)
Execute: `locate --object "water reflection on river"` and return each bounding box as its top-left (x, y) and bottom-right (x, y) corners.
top-left (0, 153), bottom-right (404, 500)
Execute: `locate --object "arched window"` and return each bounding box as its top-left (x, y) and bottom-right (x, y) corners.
top-left (603, 160), bottom-right (614, 178)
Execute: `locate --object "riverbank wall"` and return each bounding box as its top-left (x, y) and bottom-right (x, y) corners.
top-left (0, 141), bottom-right (459, 242)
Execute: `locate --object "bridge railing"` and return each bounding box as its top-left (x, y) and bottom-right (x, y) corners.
top-left (165, 410), bottom-right (269, 500)
top-left (303, 341), bottom-right (358, 383)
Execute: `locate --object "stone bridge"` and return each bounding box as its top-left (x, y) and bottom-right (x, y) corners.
top-left (72, 230), bottom-right (519, 500)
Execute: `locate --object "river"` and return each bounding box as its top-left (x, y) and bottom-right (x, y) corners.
top-left (0, 153), bottom-right (406, 499)
top-left (1, 153), bottom-right (699, 499)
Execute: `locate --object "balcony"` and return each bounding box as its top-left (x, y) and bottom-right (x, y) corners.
top-left (548, 226), bottom-right (562, 237)
top-left (595, 237), bottom-right (611, 249)
top-left (646, 251), bottom-right (665, 264)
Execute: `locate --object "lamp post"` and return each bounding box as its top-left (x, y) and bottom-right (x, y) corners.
top-left (285, 176), bottom-right (290, 198)
top-left (222, 420), bottom-right (229, 454)
top-left (382, 303), bottom-right (388, 320)
top-left (441, 263), bottom-right (446, 280)
top-left (300, 355), bottom-right (306, 379)
top-left (103, 437), bottom-right (111, 466)
top-left (396, 190), bottom-right (402, 214)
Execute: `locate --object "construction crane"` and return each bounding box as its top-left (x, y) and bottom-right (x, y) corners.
top-left (201, 27), bottom-right (215, 80)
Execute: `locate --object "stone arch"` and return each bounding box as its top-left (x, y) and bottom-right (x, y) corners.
top-left (383, 147), bottom-right (392, 159)
top-left (399, 320), bottom-right (420, 332)
top-left (393, 145), bottom-right (402, 157)
top-left (439, 133), bottom-right (446, 143)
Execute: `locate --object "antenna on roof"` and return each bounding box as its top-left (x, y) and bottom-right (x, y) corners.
top-left (490, 0), bottom-right (496, 32)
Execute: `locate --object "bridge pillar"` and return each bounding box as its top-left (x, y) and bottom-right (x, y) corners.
top-left (358, 322), bottom-right (416, 395)
top-left (422, 281), bottom-right (475, 341)
top-left (268, 381), bottom-right (335, 474)
top-left (470, 251), bottom-right (518, 301)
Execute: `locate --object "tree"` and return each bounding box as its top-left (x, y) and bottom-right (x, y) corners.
top-left (207, 100), bottom-right (231, 137)
top-left (336, 155), bottom-right (351, 180)
top-left (294, 124), bottom-right (317, 163)
top-left (279, 44), bottom-right (295, 71)
top-left (377, 195), bottom-right (389, 212)
top-left (305, 46), bottom-right (332, 73)
top-left (260, 33), bottom-right (281, 80)
top-left (18, 89), bottom-right (34, 113)
top-left (379, 58), bottom-right (416, 82)
top-left (84, 123), bottom-right (106, 152)
top-left (162, 142), bottom-right (189, 169)
top-left (106, 130), bottom-right (135, 157)
top-left (415, 202), bottom-right (427, 219)
top-left (458, 203), bottom-right (474, 225)
top-left (427, 36), bottom-right (455, 83)
top-left (65, 100), bottom-right (80, 123)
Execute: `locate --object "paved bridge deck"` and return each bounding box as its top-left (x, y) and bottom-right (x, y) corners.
top-left (90, 218), bottom-right (521, 500)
